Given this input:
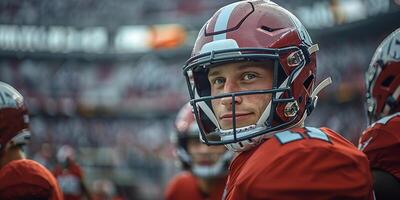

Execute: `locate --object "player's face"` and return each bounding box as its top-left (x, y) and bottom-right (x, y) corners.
top-left (187, 138), bottom-right (226, 166)
top-left (208, 61), bottom-right (274, 129)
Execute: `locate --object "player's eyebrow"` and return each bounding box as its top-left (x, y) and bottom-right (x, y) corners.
top-left (208, 69), bottom-right (221, 78)
top-left (208, 62), bottom-right (269, 78)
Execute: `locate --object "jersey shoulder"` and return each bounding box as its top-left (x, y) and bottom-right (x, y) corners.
top-left (235, 127), bottom-right (364, 174)
top-left (373, 113), bottom-right (400, 127)
top-left (230, 127), bottom-right (372, 199)
top-left (164, 171), bottom-right (199, 200)
top-left (254, 127), bottom-right (364, 165)
top-left (359, 114), bottom-right (400, 180)
top-left (359, 113), bottom-right (400, 151)
top-left (0, 159), bottom-right (55, 187)
top-left (166, 171), bottom-right (197, 188)
top-left (0, 159), bottom-right (63, 200)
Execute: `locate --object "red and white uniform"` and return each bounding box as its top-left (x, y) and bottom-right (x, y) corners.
top-left (0, 159), bottom-right (64, 200)
top-left (359, 113), bottom-right (400, 180)
top-left (165, 171), bottom-right (226, 200)
top-left (53, 162), bottom-right (84, 200)
top-left (224, 127), bottom-right (373, 200)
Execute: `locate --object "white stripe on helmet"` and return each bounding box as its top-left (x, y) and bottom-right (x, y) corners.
top-left (213, 2), bottom-right (241, 41)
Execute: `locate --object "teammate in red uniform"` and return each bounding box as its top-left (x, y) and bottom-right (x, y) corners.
top-left (164, 103), bottom-right (233, 200)
top-left (359, 28), bottom-right (400, 199)
top-left (182, 1), bottom-right (374, 199)
top-left (53, 145), bottom-right (92, 200)
top-left (0, 81), bottom-right (64, 200)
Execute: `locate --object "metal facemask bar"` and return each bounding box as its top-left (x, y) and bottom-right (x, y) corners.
top-left (183, 46), bottom-right (308, 145)
top-left (365, 61), bottom-right (381, 125)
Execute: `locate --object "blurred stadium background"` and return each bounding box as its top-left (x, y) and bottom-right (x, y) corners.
top-left (0, 0), bottom-right (399, 199)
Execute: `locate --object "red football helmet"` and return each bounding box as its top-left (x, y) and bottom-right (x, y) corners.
top-left (173, 103), bottom-right (232, 178)
top-left (56, 145), bottom-right (76, 164)
top-left (365, 28), bottom-right (400, 124)
top-left (0, 82), bottom-right (30, 153)
top-left (183, 0), bottom-right (329, 151)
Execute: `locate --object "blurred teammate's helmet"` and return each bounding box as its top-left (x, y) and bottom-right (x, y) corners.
top-left (183, 0), bottom-right (329, 151)
top-left (56, 145), bottom-right (76, 164)
top-left (0, 82), bottom-right (30, 153)
top-left (365, 28), bottom-right (400, 124)
top-left (173, 103), bottom-right (232, 178)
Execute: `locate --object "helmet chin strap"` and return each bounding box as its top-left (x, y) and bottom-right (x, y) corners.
top-left (192, 151), bottom-right (233, 179)
top-left (311, 77), bottom-right (332, 102)
top-left (306, 77), bottom-right (332, 115)
top-left (176, 147), bottom-right (192, 164)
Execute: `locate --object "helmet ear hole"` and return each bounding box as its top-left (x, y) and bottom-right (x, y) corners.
top-left (276, 65), bottom-right (287, 86)
top-left (303, 74), bottom-right (314, 91)
top-left (260, 26), bottom-right (282, 33)
top-left (382, 76), bottom-right (395, 87)
top-left (198, 108), bottom-right (217, 134)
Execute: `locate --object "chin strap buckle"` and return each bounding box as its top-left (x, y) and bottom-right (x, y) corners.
top-left (308, 44), bottom-right (319, 55)
top-left (307, 77), bottom-right (332, 116)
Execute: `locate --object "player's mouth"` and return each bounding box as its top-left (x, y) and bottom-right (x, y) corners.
top-left (197, 160), bottom-right (214, 166)
top-left (219, 112), bottom-right (253, 122)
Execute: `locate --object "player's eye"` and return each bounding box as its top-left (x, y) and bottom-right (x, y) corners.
top-left (211, 77), bottom-right (225, 86)
top-left (243, 73), bottom-right (257, 81)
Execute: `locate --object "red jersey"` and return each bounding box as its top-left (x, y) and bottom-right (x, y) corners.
top-left (53, 162), bottom-right (84, 200)
top-left (224, 127), bottom-right (373, 200)
top-left (0, 159), bottom-right (64, 200)
top-left (358, 113), bottom-right (400, 180)
top-left (164, 171), bottom-right (226, 200)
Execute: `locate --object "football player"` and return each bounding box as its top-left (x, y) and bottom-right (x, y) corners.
top-left (359, 28), bottom-right (400, 199)
top-left (53, 145), bottom-right (92, 200)
top-left (164, 103), bottom-right (233, 200)
top-left (182, 0), bottom-right (374, 199)
top-left (0, 81), bottom-right (64, 200)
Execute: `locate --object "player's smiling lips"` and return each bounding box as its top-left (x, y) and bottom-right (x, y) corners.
top-left (219, 112), bottom-right (253, 120)
top-left (197, 160), bottom-right (213, 166)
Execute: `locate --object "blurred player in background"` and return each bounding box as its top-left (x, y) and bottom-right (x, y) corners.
top-left (53, 144), bottom-right (92, 200)
top-left (92, 179), bottom-right (123, 200)
top-left (0, 81), bottom-right (64, 200)
top-left (164, 103), bottom-right (233, 200)
top-left (34, 142), bottom-right (55, 170)
top-left (359, 28), bottom-right (400, 199)
top-left (183, 0), bottom-right (373, 199)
